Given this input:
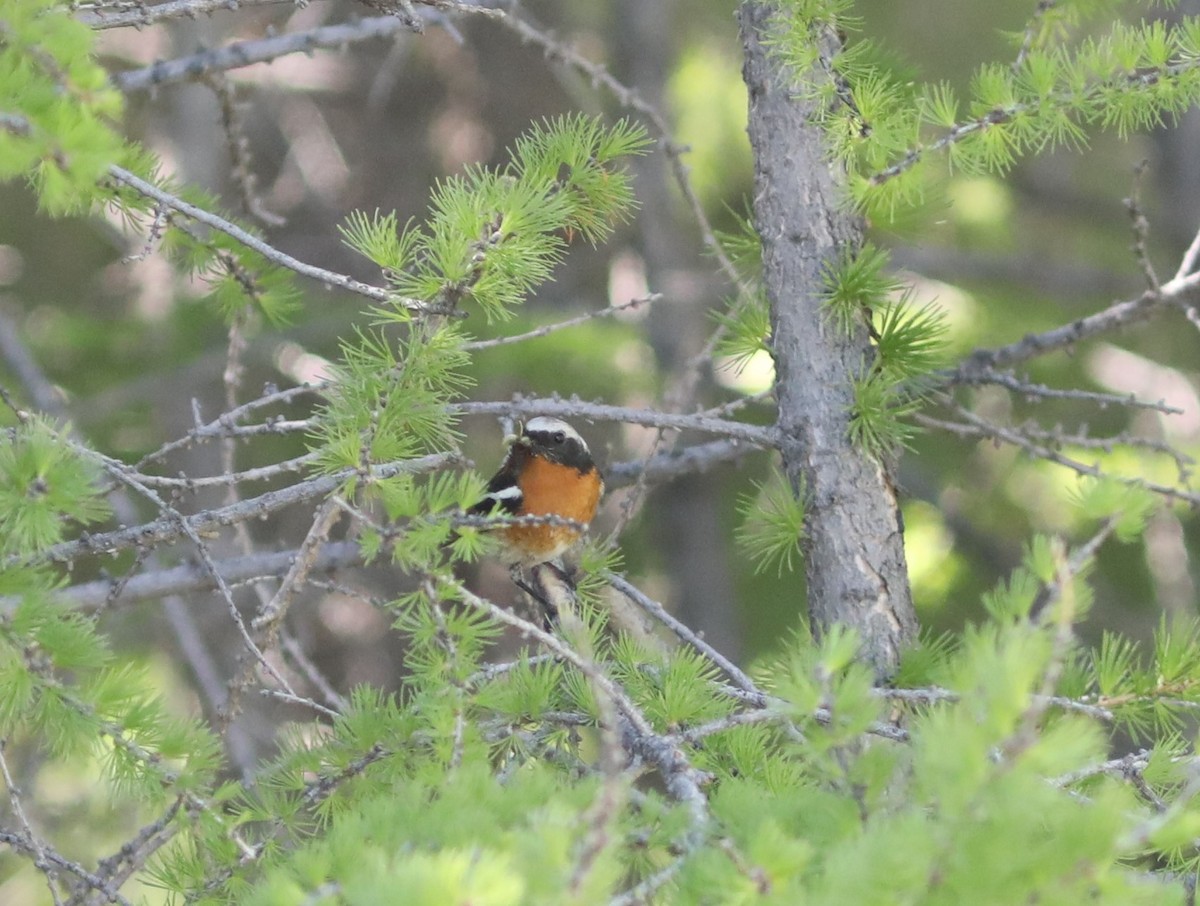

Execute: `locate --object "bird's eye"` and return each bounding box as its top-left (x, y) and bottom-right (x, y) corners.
top-left (553, 431), bottom-right (566, 444)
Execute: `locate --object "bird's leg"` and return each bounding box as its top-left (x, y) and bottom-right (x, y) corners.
top-left (509, 563), bottom-right (559, 629)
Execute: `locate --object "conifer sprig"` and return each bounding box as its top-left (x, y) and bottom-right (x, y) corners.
top-left (340, 115), bottom-right (650, 323)
top-left (768, 2), bottom-right (1200, 218)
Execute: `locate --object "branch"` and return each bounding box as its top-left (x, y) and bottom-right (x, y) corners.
top-left (72, 798), bottom-right (184, 906)
top-left (463, 294), bottom-right (660, 351)
top-left (948, 368), bottom-right (1184, 415)
top-left (15, 542), bottom-right (363, 615)
top-left (450, 577), bottom-right (711, 824)
top-left (16, 453), bottom-right (456, 567)
top-left (458, 397), bottom-right (776, 446)
top-left (113, 16), bottom-right (424, 93)
top-left (76, 0), bottom-right (299, 30)
top-left (107, 166), bottom-right (437, 312)
top-left (871, 56), bottom-right (1200, 188)
top-left (949, 273), bottom-right (1200, 381)
top-left (606, 572), bottom-right (764, 702)
top-left (136, 382), bottom-right (322, 468)
top-left (917, 402), bottom-right (1200, 505)
top-left (604, 437), bottom-right (760, 488)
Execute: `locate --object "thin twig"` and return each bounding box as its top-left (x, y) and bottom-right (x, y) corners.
top-left (0, 743), bottom-right (67, 906)
top-left (1012, 0), bottom-right (1058, 73)
top-left (75, 798), bottom-right (185, 905)
top-left (77, 0), bottom-right (296, 29)
top-left (19, 453), bottom-right (455, 567)
top-left (136, 382), bottom-right (323, 468)
top-left (917, 403), bottom-right (1200, 505)
top-left (463, 294), bottom-right (659, 351)
top-left (605, 572), bottom-right (763, 702)
top-left (114, 16), bottom-right (424, 93)
top-left (107, 166), bottom-right (435, 312)
top-left (458, 397), bottom-right (776, 446)
top-left (1125, 160), bottom-right (1160, 295)
top-left (951, 368), bottom-right (1183, 415)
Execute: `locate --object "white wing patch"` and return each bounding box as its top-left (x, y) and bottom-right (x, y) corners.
top-left (488, 485), bottom-right (523, 503)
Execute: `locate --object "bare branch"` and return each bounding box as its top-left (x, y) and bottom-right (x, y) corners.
top-left (205, 74), bottom-right (284, 227)
top-left (950, 270), bottom-right (1200, 380)
top-left (107, 166), bottom-right (437, 312)
top-left (605, 437), bottom-right (760, 488)
top-left (463, 294), bottom-right (659, 351)
top-left (606, 572), bottom-right (763, 702)
top-left (76, 0), bottom-right (299, 30)
top-left (917, 402), bottom-right (1200, 505)
top-left (18, 453), bottom-right (456, 567)
top-left (113, 16), bottom-right (423, 93)
top-left (251, 498), bottom-right (342, 631)
top-left (1, 743), bottom-right (69, 905)
top-left (1125, 160), bottom-right (1160, 295)
top-left (459, 397), bottom-right (776, 446)
top-left (948, 368), bottom-right (1184, 415)
top-left (136, 382), bottom-right (321, 468)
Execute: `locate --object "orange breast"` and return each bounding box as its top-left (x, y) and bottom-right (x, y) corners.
top-left (518, 457), bottom-right (603, 523)
top-left (499, 458), bottom-right (603, 565)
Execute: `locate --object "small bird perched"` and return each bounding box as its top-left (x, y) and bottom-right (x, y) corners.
top-left (467, 416), bottom-right (603, 568)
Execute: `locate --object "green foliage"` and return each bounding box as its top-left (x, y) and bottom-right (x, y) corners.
top-left (0, 574), bottom-right (220, 803)
top-left (0, 417), bottom-right (110, 557)
top-left (821, 241), bottom-right (900, 334)
top-left (3, 0), bottom-right (299, 329)
top-left (736, 467), bottom-right (807, 576)
top-left (0, 417), bottom-right (219, 833)
top-left (712, 211), bottom-right (772, 370)
top-left (308, 323), bottom-right (472, 480)
top-left (9, 5), bottom-right (1200, 903)
top-left (713, 289), bottom-right (771, 372)
top-left (871, 295), bottom-right (949, 383)
top-left (767, 0), bottom-right (1200, 220)
top-left (847, 367), bottom-right (924, 457)
top-left (0, 0), bottom-right (127, 213)
top-left (1087, 616), bottom-right (1200, 742)
top-left (307, 320), bottom-right (479, 572)
top-left (128, 170), bottom-right (302, 328)
top-left (1069, 477), bottom-right (1158, 542)
top-left (819, 242), bottom-right (949, 459)
top-left (6, 447), bottom-right (1200, 903)
top-left (713, 208), bottom-right (765, 278)
top-left (340, 115), bottom-right (650, 322)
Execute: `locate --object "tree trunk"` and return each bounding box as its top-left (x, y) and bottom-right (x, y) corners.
top-left (739, 3), bottom-right (918, 676)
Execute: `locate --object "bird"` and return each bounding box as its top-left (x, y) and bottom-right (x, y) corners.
top-left (466, 416), bottom-right (604, 569)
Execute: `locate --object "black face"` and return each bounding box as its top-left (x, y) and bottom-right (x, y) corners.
top-left (523, 425), bottom-right (594, 474)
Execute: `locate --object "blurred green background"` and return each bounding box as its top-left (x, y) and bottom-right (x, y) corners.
top-left (2, 0), bottom-right (1197, 678)
top-left (6, 1), bottom-right (1200, 900)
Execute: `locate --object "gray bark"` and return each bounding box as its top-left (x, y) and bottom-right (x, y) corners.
top-left (739, 3), bottom-right (918, 676)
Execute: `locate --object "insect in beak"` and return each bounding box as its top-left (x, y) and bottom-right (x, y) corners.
top-left (503, 421), bottom-right (525, 448)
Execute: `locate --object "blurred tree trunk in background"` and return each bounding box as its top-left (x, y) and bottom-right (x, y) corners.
top-left (613, 0), bottom-right (743, 660)
top-left (740, 2), bottom-right (918, 674)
